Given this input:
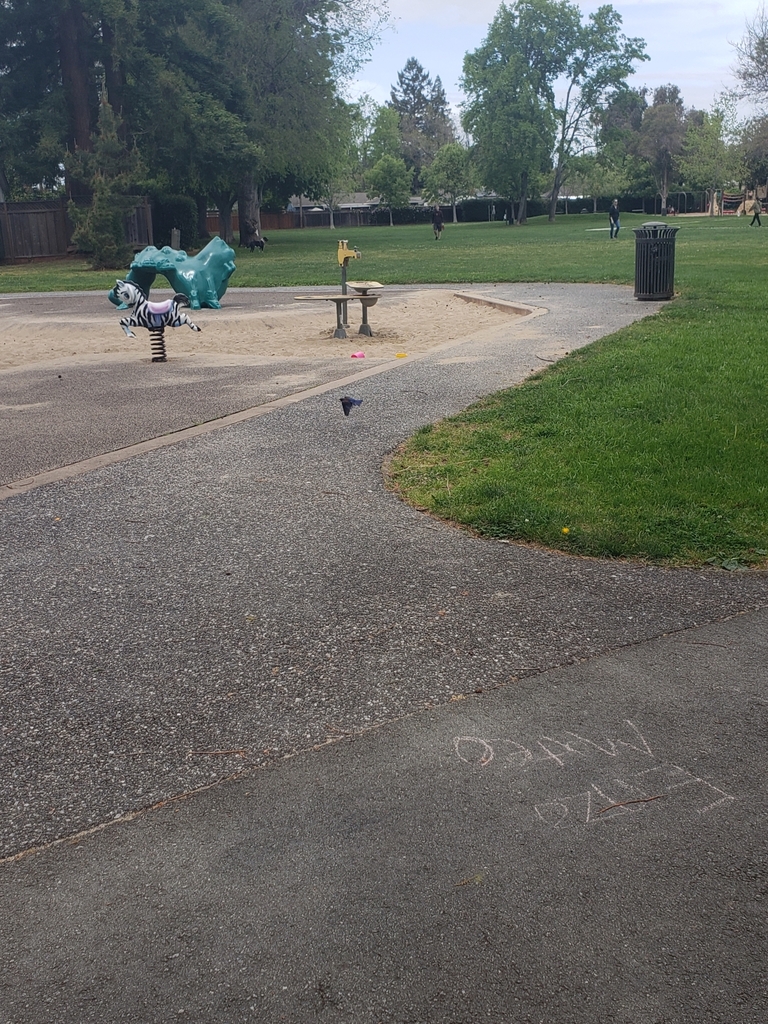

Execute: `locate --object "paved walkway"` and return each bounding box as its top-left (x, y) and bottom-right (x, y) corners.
top-left (1, 285), bottom-right (766, 1022)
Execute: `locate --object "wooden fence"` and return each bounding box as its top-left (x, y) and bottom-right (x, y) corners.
top-left (0, 201), bottom-right (69, 259)
top-left (0, 197), bottom-right (153, 260)
top-left (125, 197), bottom-right (153, 248)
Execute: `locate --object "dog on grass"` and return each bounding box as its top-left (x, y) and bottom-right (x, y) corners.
top-left (244, 235), bottom-right (268, 252)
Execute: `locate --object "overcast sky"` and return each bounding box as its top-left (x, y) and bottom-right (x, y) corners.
top-left (350, 0), bottom-right (760, 117)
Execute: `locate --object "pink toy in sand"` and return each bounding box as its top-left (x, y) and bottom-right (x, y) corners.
top-left (350, 351), bottom-right (365, 358)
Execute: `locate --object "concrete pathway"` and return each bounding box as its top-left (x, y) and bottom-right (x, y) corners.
top-left (1, 284), bottom-right (765, 1022)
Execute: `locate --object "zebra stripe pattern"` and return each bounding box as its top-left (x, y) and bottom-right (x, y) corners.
top-left (113, 279), bottom-right (202, 362)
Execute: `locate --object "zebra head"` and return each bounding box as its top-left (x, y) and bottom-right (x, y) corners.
top-left (113, 280), bottom-right (145, 308)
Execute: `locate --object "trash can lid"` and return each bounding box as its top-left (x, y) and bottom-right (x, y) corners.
top-left (634, 221), bottom-right (680, 238)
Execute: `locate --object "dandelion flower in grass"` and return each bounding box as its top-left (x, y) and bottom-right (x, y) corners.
top-left (561, 527), bottom-right (570, 535)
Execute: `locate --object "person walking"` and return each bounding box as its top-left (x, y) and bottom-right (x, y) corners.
top-left (749, 196), bottom-right (762, 227)
top-left (609, 199), bottom-right (620, 238)
top-left (432, 205), bottom-right (444, 240)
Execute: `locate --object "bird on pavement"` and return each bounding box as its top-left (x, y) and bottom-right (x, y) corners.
top-left (340, 396), bottom-right (363, 416)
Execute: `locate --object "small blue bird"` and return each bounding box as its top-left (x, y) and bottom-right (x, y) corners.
top-left (340, 396), bottom-right (363, 417)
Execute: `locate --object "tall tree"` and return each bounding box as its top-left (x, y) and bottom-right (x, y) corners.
top-left (592, 86), bottom-right (651, 198)
top-left (66, 97), bottom-right (143, 267)
top-left (0, 0), bottom-right (86, 194)
top-left (366, 154), bottom-right (411, 225)
top-left (734, 3), bottom-right (768, 101)
top-left (546, 3), bottom-right (647, 220)
top-left (368, 105), bottom-right (402, 165)
top-left (421, 143), bottom-right (478, 222)
top-left (307, 101), bottom-right (360, 229)
top-left (634, 85), bottom-right (688, 215)
top-left (462, 1), bottom-right (645, 223)
top-left (678, 95), bottom-right (744, 216)
top-left (741, 114), bottom-right (768, 187)
top-left (388, 58), bottom-right (456, 189)
top-left (231, 0), bottom-right (385, 241)
top-left (0, 0), bottom-right (384, 237)
top-left (461, 0), bottom-right (563, 224)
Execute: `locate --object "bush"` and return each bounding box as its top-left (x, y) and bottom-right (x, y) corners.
top-left (150, 194), bottom-right (198, 250)
top-left (458, 198), bottom-right (550, 222)
top-left (64, 98), bottom-right (142, 269)
top-left (459, 199), bottom-right (507, 222)
top-left (68, 186), bottom-right (134, 270)
top-left (369, 205), bottom-right (435, 225)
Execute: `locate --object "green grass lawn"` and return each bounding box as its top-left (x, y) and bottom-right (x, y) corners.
top-left (2, 214), bottom-right (767, 566)
top-left (2, 214), bottom-right (642, 291)
top-left (387, 216), bottom-right (768, 566)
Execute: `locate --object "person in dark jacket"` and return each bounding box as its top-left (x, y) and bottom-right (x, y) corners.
top-left (432, 206), bottom-right (444, 240)
top-left (609, 199), bottom-right (620, 238)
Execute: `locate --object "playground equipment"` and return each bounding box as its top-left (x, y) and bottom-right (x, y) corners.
top-left (337, 239), bottom-right (361, 327)
top-left (294, 242), bottom-right (382, 339)
top-left (346, 281), bottom-right (382, 337)
top-left (107, 237), bottom-right (236, 311)
top-left (111, 279), bottom-right (201, 362)
top-left (721, 191), bottom-right (745, 215)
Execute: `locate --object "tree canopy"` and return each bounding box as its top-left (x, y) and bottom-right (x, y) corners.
top-left (388, 57), bottom-right (456, 189)
top-left (462, 0), bottom-right (646, 222)
top-left (0, 0), bottom-right (386, 226)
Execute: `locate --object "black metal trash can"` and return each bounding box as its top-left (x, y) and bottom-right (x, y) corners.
top-left (633, 221), bottom-right (680, 300)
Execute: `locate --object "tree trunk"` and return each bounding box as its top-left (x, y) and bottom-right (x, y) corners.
top-left (329, 206), bottom-right (335, 230)
top-left (452, 199), bottom-right (458, 223)
top-left (592, 196), bottom-right (598, 213)
top-left (389, 207), bottom-right (393, 226)
top-left (59, 2), bottom-right (92, 152)
top-left (238, 173), bottom-right (262, 247)
top-left (548, 180), bottom-right (560, 221)
top-left (708, 187), bottom-right (716, 217)
top-left (195, 195), bottom-right (210, 241)
top-left (101, 19), bottom-right (125, 136)
top-left (59, 0), bottom-right (93, 198)
top-left (517, 171), bottom-right (529, 225)
top-left (214, 192), bottom-right (237, 245)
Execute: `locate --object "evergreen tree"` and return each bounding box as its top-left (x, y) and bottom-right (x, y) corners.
top-left (0, 0), bottom-right (385, 230)
top-left (66, 97), bottom-right (143, 269)
top-left (388, 58), bottom-right (456, 189)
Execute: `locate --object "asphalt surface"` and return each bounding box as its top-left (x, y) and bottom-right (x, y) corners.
top-left (1, 284), bottom-right (766, 1022)
top-left (0, 286), bottom-right (377, 485)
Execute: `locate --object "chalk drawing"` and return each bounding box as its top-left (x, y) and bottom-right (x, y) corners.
top-left (453, 720), bottom-right (735, 830)
top-left (455, 720), bottom-right (653, 772)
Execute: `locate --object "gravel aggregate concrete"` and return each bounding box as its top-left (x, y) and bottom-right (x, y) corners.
top-left (1, 284), bottom-right (766, 1021)
top-left (1, 282), bottom-right (639, 487)
top-left (0, 356), bottom-right (354, 485)
top-left (1, 612), bottom-right (766, 1022)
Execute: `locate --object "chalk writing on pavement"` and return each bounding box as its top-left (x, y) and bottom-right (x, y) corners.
top-left (453, 720), bottom-right (735, 830)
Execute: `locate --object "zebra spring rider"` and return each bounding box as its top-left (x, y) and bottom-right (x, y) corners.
top-left (112, 279), bottom-right (202, 362)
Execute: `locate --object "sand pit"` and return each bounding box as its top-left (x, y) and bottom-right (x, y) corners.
top-left (0, 289), bottom-right (524, 371)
